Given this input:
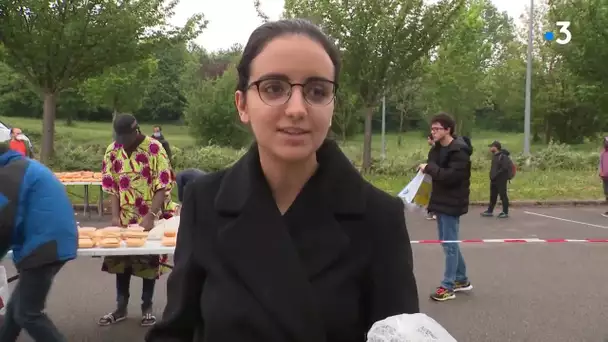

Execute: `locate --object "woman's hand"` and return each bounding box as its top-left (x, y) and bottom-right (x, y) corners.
top-left (140, 213), bottom-right (155, 231)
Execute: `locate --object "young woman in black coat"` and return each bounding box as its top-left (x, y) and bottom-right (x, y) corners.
top-left (146, 18), bottom-right (419, 342)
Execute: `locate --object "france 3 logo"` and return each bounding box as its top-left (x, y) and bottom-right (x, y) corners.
top-left (544, 21), bottom-right (571, 45)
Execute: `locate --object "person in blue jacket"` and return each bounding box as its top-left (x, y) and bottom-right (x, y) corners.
top-left (0, 142), bottom-right (78, 342)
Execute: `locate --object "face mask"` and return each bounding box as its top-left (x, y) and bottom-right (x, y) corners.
top-left (152, 132), bottom-right (161, 138)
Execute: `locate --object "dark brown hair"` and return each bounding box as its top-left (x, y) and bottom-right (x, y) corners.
top-left (430, 112), bottom-right (456, 135)
top-left (236, 19), bottom-right (341, 93)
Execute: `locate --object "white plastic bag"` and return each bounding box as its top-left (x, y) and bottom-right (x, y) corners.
top-left (148, 216), bottom-right (180, 240)
top-left (367, 313), bottom-right (457, 342)
top-left (0, 266), bottom-right (10, 315)
top-left (397, 170), bottom-right (432, 212)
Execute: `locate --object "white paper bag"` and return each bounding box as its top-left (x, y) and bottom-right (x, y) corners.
top-left (367, 313), bottom-right (457, 342)
top-left (397, 171), bottom-right (432, 211)
top-left (0, 266), bottom-right (10, 315)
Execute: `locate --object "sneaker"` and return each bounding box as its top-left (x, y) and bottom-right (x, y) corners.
top-left (602, 212), bottom-right (608, 218)
top-left (430, 287), bottom-right (455, 301)
top-left (426, 213), bottom-right (436, 220)
top-left (497, 212), bottom-right (508, 218)
top-left (454, 280), bottom-right (473, 292)
top-left (480, 211), bottom-right (493, 217)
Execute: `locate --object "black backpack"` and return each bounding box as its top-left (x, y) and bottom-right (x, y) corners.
top-left (0, 159), bottom-right (27, 258)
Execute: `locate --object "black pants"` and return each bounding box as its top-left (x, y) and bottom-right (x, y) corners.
top-left (115, 267), bottom-right (156, 313)
top-left (0, 261), bottom-right (66, 342)
top-left (488, 181), bottom-right (509, 214)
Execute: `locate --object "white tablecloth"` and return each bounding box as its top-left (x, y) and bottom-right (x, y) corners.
top-left (5, 240), bottom-right (175, 259)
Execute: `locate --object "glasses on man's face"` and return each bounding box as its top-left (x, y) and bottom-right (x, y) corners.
top-left (248, 78), bottom-right (337, 107)
top-left (430, 126), bottom-right (445, 132)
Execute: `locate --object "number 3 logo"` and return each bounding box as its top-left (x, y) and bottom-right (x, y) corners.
top-left (556, 21), bottom-right (572, 45)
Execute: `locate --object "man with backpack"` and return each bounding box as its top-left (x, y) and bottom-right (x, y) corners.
top-left (481, 141), bottom-right (513, 219)
top-left (0, 142), bottom-right (78, 342)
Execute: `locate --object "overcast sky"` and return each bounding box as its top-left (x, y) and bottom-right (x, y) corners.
top-left (169, 0), bottom-right (530, 52)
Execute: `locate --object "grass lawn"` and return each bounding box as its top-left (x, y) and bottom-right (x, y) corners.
top-left (4, 116), bottom-right (604, 203)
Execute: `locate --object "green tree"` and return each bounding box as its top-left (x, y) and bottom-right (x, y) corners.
top-left (283, 0), bottom-right (465, 171)
top-left (79, 58), bottom-right (159, 115)
top-left (422, 0), bottom-right (514, 137)
top-left (184, 63), bottom-right (251, 148)
top-left (0, 0), bottom-right (205, 162)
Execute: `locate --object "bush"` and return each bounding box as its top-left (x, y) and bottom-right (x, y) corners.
top-left (47, 139), bottom-right (599, 176)
top-left (183, 65), bottom-right (251, 148)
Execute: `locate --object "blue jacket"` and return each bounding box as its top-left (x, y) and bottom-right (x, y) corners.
top-left (0, 150), bottom-right (78, 269)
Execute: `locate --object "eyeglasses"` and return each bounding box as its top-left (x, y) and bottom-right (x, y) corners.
top-left (430, 127), bottom-right (445, 132)
top-left (248, 78), bottom-right (337, 107)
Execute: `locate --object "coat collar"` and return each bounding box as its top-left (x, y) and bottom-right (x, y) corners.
top-left (214, 139), bottom-right (366, 342)
top-left (214, 139), bottom-right (366, 215)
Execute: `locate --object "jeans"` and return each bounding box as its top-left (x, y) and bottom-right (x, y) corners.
top-left (0, 262), bottom-right (66, 342)
top-left (436, 214), bottom-right (468, 291)
top-left (488, 181), bottom-right (509, 214)
top-left (116, 267), bottom-right (156, 313)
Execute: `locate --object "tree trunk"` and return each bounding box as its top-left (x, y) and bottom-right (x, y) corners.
top-left (397, 110), bottom-right (405, 147)
top-left (40, 91), bottom-right (58, 164)
top-left (361, 107), bottom-right (374, 173)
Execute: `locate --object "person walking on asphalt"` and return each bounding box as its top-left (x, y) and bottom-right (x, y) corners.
top-left (0, 142), bottom-right (78, 342)
top-left (418, 113), bottom-right (473, 302)
top-left (481, 141), bottom-right (511, 218)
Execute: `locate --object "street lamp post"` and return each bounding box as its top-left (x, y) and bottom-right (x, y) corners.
top-left (524, 0), bottom-right (534, 157)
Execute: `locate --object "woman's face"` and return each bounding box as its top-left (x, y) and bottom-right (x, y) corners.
top-left (235, 35), bottom-right (335, 163)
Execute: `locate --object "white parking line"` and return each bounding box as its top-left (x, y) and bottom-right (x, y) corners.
top-left (523, 211), bottom-right (608, 230)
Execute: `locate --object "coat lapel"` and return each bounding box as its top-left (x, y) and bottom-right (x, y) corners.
top-left (215, 146), bottom-right (326, 342)
top-left (214, 140), bottom-right (367, 342)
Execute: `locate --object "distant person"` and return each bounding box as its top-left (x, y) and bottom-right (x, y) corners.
top-left (426, 134), bottom-right (436, 221)
top-left (151, 126), bottom-right (172, 162)
top-left (599, 137), bottom-right (608, 217)
top-left (98, 114), bottom-right (177, 327)
top-left (8, 128), bottom-right (32, 158)
top-left (0, 142), bottom-right (78, 342)
top-left (418, 113), bottom-right (473, 302)
top-left (481, 141), bottom-right (511, 218)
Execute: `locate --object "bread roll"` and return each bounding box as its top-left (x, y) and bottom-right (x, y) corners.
top-left (102, 226), bottom-right (122, 232)
top-left (163, 229), bottom-right (177, 238)
top-left (161, 236), bottom-right (176, 247)
top-left (126, 238), bottom-right (146, 247)
top-left (78, 227), bottom-right (97, 238)
top-left (100, 237), bottom-right (121, 248)
top-left (124, 231), bottom-right (148, 239)
top-left (78, 238), bottom-right (95, 248)
top-left (126, 225), bottom-right (145, 231)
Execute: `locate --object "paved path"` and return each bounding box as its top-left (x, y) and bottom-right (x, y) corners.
top-left (3, 206), bottom-right (608, 341)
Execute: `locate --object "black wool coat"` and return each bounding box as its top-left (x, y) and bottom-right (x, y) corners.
top-left (146, 140), bottom-right (419, 342)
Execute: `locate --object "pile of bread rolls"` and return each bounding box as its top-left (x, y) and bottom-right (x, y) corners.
top-left (161, 228), bottom-right (177, 247)
top-left (76, 226), bottom-right (152, 248)
top-left (123, 225), bottom-right (149, 247)
top-left (78, 227), bottom-right (97, 248)
top-left (96, 227), bottom-right (122, 248)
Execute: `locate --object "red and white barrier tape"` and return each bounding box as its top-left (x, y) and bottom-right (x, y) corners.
top-left (411, 238), bottom-right (608, 244)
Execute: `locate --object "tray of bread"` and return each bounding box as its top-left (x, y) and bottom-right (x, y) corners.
top-left (55, 171), bottom-right (103, 184)
top-left (78, 225), bottom-right (150, 249)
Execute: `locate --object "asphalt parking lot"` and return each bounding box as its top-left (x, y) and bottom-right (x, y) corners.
top-left (3, 206), bottom-right (608, 341)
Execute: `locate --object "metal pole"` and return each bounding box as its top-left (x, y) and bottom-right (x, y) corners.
top-left (524, 0), bottom-right (533, 157)
top-left (381, 95), bottom-right (386, 159)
